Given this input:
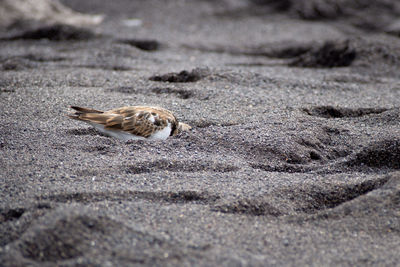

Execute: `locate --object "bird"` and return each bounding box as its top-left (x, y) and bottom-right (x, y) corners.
top-left (68, 105), bottom-right (191, 140)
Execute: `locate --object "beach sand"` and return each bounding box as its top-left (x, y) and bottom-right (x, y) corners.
top-left (1, 0), bottom-right (400, 265)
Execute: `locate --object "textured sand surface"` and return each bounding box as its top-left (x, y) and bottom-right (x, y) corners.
top-left (1, 0), bottom-right (400, 266)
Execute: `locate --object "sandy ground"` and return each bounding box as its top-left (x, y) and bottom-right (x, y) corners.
top-left (1, 0), bottom-right (400, 266)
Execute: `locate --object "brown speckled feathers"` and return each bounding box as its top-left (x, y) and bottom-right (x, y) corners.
top-left (68, 106), bottom-right (191, 140)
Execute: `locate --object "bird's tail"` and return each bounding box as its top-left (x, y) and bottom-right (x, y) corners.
top-left (68, 106), bottom-right (103, 120)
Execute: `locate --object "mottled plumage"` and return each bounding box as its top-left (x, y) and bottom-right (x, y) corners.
top-left (68, 106), bottom-right (191, 140)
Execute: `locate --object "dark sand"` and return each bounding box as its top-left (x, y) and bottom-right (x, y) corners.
top-left (1, 0), bottom-right (400, 266)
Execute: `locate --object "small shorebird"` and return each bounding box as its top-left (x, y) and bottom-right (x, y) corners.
top-left (68, 106), bottom-right (191, 140)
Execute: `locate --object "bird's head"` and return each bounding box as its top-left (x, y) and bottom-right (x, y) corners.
top-left (172, 122), bottom-right (192, 136)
